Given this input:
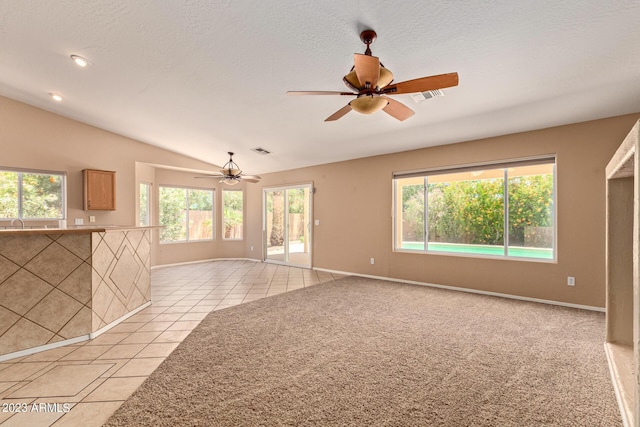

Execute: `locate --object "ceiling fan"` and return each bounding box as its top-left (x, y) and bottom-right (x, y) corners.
top-left (196, 152), bottom-right (261, 185)
top-left (287, 30), bottom-right (459, 122)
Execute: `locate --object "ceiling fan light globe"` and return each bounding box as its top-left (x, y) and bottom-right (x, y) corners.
top-left (343, 70), bottom-right (361, 91)
top-left (221, 168), bottom-right (241, 176)
top-left (222, 177), bottom-right (240, 185)
top-left (350, 96), bottom-right (388, 114)
top-left (378, 66), bottom-right (394, 88)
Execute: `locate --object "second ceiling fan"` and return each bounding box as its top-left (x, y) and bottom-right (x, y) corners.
top-left (287, 30), bottom-right (459, 122)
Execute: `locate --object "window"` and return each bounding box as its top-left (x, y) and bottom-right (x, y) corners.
top-left (394, 157), bottom-right (555, 260)
top-left (223, 189), bottom-right (243, 240)
top-left (0, 168), bottom-right (65, 220)
top-left (139, 182), bottom-right (151, 226)
top-left (159, 186), bottom-right (214, 242)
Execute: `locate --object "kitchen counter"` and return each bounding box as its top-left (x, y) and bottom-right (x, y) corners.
top-left (0, 227), bottom-right (107, 236)
top-left (0, 225), bottom-right (163, 236)
top-left (0, 226), bottom-right (158, 361)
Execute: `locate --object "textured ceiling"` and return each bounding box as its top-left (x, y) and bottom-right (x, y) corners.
top-left (1, 1), bottom-right (639, 174)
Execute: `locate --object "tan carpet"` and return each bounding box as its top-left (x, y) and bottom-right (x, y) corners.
top-left (104, 276), bottom-right (621, 426)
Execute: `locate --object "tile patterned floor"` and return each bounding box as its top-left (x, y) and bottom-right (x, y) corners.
top-left (0, 260), bottom-right (344, 426)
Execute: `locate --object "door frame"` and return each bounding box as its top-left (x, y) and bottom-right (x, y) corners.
top-left (262, 182), bottom-right (313, 268)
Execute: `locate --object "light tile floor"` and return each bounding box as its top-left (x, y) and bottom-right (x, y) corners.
top-left (0, 260), bottom-right (344, 426)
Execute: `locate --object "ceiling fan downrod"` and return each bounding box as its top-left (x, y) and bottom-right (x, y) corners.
top-left (360, 30), bottom-right (376, 56)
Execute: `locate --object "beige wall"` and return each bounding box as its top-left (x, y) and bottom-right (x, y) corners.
top-left (0, 96), bottom-right (217, 224)
top-left (0, 95), bottom-right (236, 266)
top-left (3, 94), bottom-right (639, 308)
top-left (245, 113), bottom-right (640, 308)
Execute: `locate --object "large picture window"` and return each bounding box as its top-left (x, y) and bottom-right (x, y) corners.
top-left (394, 157), bottom-right (555, 260)
top-left (0, 168), bottom-right (65, 220)
top-left (159, 186), bottom-right (214, 242)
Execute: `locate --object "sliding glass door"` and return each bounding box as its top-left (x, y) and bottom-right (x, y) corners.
top-left (264, 184), bottom-right (312, 268)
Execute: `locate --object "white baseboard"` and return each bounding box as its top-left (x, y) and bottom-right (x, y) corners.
top-left (214, 257), bottom-right (262, 262)
top-left (0, 335), bottom-right (89, 363)
top-left (90, 301), bottom-right (152, 338)
top-left (0, 301), bottom-right (154, 362)
top-left (314, 267), bottom-right (605, 312)
top-left (152, 258), bottom-right (260, 270)
top-left (155, 258), bottom-right (604, 312)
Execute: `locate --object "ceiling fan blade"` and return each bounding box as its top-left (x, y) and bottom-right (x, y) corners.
top-left (324, 104), bottom-right (351, 122)
top-left (354, 53), bottom-right (380, 89)
top-left (195, 173), bottom-right (224, 178)
top-left (325, 105), bottom-right (352, 121)
top-left (241, 175), bottom-right (261, 183)
top-left (382, 96), bottom-right (415, 121)
top-left (383, 72), bottom-right (459, 95)
top-left (287, 91), bottom-right (355, 96)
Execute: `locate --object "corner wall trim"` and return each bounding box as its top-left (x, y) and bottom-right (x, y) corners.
top-left (604, 343), bottom-right (632, 427)
top-left (314, 267), bottom-right (605, 312)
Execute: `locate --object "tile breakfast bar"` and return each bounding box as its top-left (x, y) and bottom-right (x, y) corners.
top-left (0, 226), bottom-right (155, 361)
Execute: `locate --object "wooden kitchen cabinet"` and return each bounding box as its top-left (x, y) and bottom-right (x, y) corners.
top-left (83, 169), bottom-right (116, 210)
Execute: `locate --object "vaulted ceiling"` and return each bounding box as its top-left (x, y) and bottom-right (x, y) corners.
top-left (1, 1), bottom-right (639, 174)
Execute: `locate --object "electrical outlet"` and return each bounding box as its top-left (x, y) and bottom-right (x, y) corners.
top-left (251, 246), bottom-right (254, 251)
top-left (370, 258), bottom-right (375, 265)
top-left (567, 276), bottom-right (575, 286)
top-left (89, 216), bottom-right (96, 223)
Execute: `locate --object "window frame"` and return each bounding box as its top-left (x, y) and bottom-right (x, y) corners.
top-left (222, 189), bottom-right (243, 241)
top-left (0, 166), bottom-right (67, 221)
top-left (139, 181), bottom-right (151, 227)
top-left (392, 155), bottom-right (557, 262)
top-left (158, 185), bottom-right (215, 244)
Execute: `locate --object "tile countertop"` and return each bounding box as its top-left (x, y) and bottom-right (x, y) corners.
top-left (0, 225), bottom-right (162, 236)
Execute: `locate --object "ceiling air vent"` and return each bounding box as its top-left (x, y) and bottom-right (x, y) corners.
top-left (411, 89), bottom-right (445, 103)
top-left (251, 147), bottom-right (271, 155)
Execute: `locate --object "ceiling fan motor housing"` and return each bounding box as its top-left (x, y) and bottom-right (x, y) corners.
top-left (343, 66), bottom-right (394, 92)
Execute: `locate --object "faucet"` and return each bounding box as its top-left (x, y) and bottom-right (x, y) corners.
top-left (10, 218), bottom-right (25, 229)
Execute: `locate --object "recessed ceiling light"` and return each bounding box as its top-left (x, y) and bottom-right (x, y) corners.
top-left (49, 93), bottom-right (63, 102)
top-left (70, 54), bottom-right (89, 67)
